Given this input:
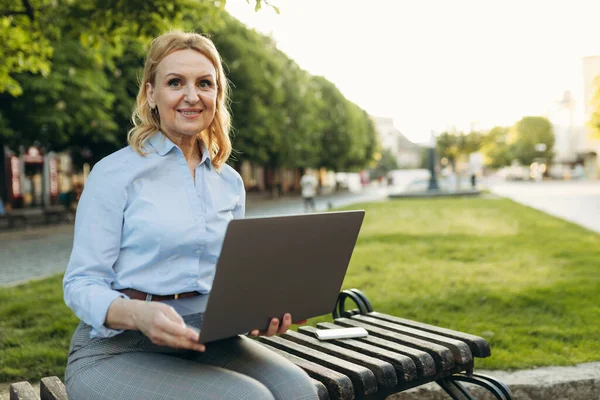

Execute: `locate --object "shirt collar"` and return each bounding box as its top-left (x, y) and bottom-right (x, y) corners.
top-left (199, 141), bottom-right (213, 170)
top-left (146, 132), bottom-right (213, 169)
top-left (146, 132), bottom-right (176, 156)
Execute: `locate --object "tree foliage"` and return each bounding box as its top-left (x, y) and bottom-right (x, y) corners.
top-left (509, 116), bottom-right (555, 166)
top-left (481, 126), bottom-right (512, 168)
top-left (0, 0), bottom-right (378, 171)
top-left (369, 148), bottom-right (398, 180)
top-left (435, 130), bottom-right (483, 171)
top-left (0, 0), bottom-right (195, 95)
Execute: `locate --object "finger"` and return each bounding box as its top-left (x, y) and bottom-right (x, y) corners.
top-left (156, 313), bottom-right (192, 339)
top-left (264, 318), bottom-right (279, 337)
top-left (248, 329), bottom-right (260, 337)
top-left (193, 342), bottom-right (206, 352)
top-left (153, 327), bottom-right (205, 352)
top-left (173, 338), bottom-right (206, 352)
top-left (159, 306), bottom-right (202, 342)
top-left (162, 307), bottom-right (202, 343)
top-left (277, 313), bottom-right (292, 334)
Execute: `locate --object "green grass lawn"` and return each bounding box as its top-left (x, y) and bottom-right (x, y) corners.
top-left (1, 196), bottom-right (600, 383)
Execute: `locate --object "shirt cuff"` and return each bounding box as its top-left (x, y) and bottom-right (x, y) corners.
top-left (89, 291), bottom-right (131, 339)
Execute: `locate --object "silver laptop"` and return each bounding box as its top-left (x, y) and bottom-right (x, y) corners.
top-left (164, 210), bottom-right (365, 343)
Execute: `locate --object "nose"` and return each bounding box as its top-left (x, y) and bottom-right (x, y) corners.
top-left (184, 83), bottom-right (200, 104)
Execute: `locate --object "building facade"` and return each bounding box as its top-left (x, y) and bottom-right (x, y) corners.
top-left (371, 116), bottom-right (422, 168)
top-left (1, 145), bottom-right (73, 211)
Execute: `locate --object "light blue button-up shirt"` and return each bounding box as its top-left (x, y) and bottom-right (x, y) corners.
top-left (63, 132), bottom-right (245, 338)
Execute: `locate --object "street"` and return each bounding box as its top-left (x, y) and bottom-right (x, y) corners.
top-left (488, 180), bottom-right (600, 234)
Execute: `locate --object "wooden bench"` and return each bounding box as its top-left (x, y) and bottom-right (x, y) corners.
top-left (7, 289), bottom-right (512, 400)
top-left (0, 206), bottom-right (68, 229)
top-left (6, 377), bottom-right (66, 400)
top-left (258, 289), bottom-right (512, 399)
top-left (43, 205), bottom-right (69, 224)
top-left (0, 209), bottom-right (41, 228)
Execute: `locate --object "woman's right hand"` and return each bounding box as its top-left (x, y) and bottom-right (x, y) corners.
top-left (132, 301), bottom-right (206, 352)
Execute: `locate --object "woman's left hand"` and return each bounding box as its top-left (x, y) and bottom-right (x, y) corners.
top-left (248, 313), bottom-right (307, 337)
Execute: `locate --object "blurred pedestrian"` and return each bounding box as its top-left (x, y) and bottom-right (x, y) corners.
top-left (62, 30), bottom-right (316, 400)
top-left (300, 168), bottom-right (318, 212)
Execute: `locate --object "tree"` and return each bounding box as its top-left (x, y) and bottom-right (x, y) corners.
top-left (314, 77), bottom-right (356, 171)
top-left (436, 129), bottom-right (485, 172)
top-left (277, 60), bottom-right (324, 169)
top-left (510, 116), bottom-right (555, 166)
top-left (0, 0), bottom-right (271, 96)
top-left (481, 126), bottom-right (512, 168)
top-left (369, 149), bottom-right (398, 181)
top-left (1, 38), bottom-right (118, 151)
top-left (209, 13), bottom-right (286, 166)
top-left (462, 131), bottom-right (484, 155)
top-left (0, 0), bottom-right (253, 153)
top-left (436, 131), bottom-right (460, 171)
top-left (0, 0), bottom-right (191, 96)
top-left (1, 0), bottom-right (379, 173)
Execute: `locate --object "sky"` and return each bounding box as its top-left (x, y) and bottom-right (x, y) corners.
top-left (225, 0), bottom-right (600, 143)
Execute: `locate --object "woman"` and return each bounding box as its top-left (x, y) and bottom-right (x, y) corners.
top-left (63, 31), bottom-right (318, 400)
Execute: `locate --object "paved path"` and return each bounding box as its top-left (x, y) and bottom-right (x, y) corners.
top-left (488, 180), bottom-right (600, 233)
top-left (0, 186), bottom-right (389, 287)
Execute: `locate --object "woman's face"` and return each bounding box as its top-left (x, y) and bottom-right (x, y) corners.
top-left (146, 49), bottom-right (218, 139)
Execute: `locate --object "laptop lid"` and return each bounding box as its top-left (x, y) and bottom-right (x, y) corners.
top-left (193, 210), bottom-right (365, 344)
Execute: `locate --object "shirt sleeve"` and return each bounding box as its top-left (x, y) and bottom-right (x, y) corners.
top-left (232, 176), bottom-right (246, 219)
top-left (63, 161), bottom-right (129, 338)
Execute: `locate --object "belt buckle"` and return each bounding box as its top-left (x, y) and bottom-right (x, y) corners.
top-left (174, 293), bottom-right (180, 300)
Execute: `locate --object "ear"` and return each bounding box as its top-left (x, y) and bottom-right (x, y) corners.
top-left (146, 82), bottom-right (155, 109)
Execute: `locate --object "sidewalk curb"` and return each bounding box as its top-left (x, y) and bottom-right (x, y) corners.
top-left (389, 362), bottom-right (600, 400)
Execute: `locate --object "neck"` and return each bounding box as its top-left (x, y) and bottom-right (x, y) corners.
top-left (164, 131), bottom-right (200, 161)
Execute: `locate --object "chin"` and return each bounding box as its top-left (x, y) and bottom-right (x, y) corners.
top-left (173, 126), bottom-right (205, 137)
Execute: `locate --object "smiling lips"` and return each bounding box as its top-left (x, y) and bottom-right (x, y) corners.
top-left (179, 109), bottom-right (203, 118)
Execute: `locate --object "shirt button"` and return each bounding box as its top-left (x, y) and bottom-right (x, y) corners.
top-left (195, 250), bottom-right (202, 255)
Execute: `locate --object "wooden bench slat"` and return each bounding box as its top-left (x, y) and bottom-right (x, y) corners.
top-left (310, 378), bottom-right (330, 400)
top-left (317, 322), bottom-right (437, 378)
top-left (298, 325), bottom-right (418, 384)
top-left (333, 318), bottom-right (456, 372)
top-left (259, 335), bottom-right (378, 396)
top-left (366, 311), bottom-right (491, 357)
top-left (351, 315), bottom-right (473, 365)
top-left (9, 381), bottom-right (39, 400)
top-left (281, 329), bottom-right (398, 390)
top-left (259, 342), bottom-right (353, 400)
top-left (40, 377), bottom-right (67, 400)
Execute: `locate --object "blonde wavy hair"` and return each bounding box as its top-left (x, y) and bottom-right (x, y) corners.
top-left (128, 31), bottom-right (232, 169)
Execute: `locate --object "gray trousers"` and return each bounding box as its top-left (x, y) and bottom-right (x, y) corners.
top-left (65, 316), bottom-right (318, 400)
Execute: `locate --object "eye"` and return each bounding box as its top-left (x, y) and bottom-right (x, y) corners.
top-left (167, 79), bottom-right (182, 87)
top-left (198, 79), bottom-right (214, 89)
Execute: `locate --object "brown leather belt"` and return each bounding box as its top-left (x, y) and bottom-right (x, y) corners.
top-left (118, 288), bottom-right (200, 302)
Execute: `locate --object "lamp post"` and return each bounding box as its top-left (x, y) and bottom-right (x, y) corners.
top-left (428, 131), bottom-right (440, 191)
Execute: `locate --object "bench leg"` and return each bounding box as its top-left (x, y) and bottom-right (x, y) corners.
top-left (437, 372), bottom-right (512, 400)
top-left (437, 379), bottom-right (477, 400)
top-left (453, 373), bottom-right (512, 400)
